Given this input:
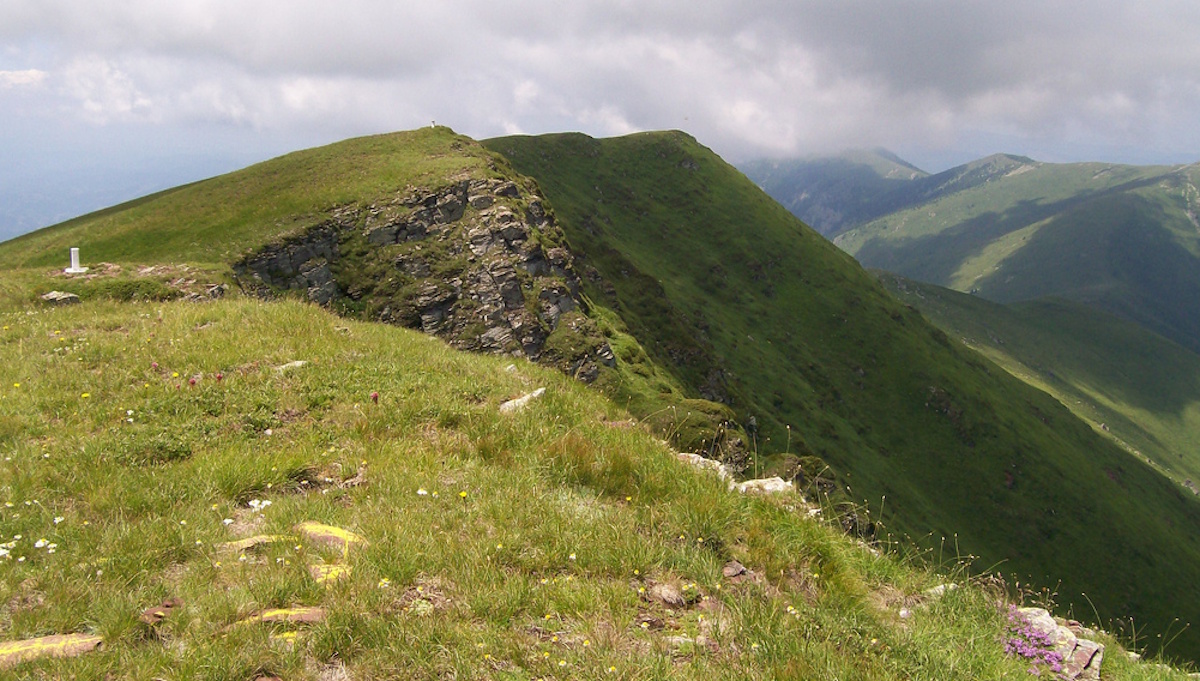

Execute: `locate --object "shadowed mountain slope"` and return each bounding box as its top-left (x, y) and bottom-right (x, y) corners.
top-left (878, 273), bottom-right (1200, 493)
top-left (486, 131), bottom-right (1200, 660)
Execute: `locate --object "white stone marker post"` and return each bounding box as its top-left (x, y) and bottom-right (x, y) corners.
top-left (65, 247), bottom-right (88, 274)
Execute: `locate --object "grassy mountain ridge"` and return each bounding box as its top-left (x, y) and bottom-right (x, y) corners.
top-left (0, 127), bottom-right (752, 463)
top-left (4, 127), bottom-right (1200, 662)
top-left (0, 128), bottom-right (499, 269)
top-left (1, 283), bottom-right (1192, 677)
top-left (485, 131), bottom-right (1200, 660)
top-left (781, 151), bottom-right (1200, 355)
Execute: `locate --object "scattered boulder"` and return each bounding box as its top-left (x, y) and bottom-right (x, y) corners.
top-left (237, 606), bottom-right (326, 626)
top-left (218, 534), bottom-right (289, 555)
top-left (676, 452), bottom-right (734, 487)
top-left (735, 477), bottom-right (794, 495)
top-left (294, 521), bottom-right (368, 555)
top-left (676, 453), bottom-right (797, 496)
top-left (40, 290), bottom-right (80, 305)
top-left (647, 583), bottom-right (687, 608)
top-left (924, 583), bottom-right (958, 599)
top-left (1015, 607), bottom-right (1104, 680)
top-left (308, 562), bottom-right (351, 586)
top-left (140, 599), bottom-right (182, 626)
top-left (499, 387), bottom-right (545, 414)
top-left (722, 561), bottom-right (747, 579)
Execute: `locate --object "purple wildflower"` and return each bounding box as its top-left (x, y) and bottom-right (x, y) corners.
top-left (1003, 605), bottom-right (1065, 678)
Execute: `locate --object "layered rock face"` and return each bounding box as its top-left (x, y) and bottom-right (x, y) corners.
top-left (233, 176), bottom-right (614, 381)
top-left (232, 223), bottom-right (341, 306)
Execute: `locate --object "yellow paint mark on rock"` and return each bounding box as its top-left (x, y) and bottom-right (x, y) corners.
top-left (294, 521), bottom-right (368, 556)
top-left (308, 563), bottom-right (351, 585)
top-left (218, 534), bottom-right (292, 554)
top-left (270, 630), bottom-right (302, 647)
top-left (0, 633), bottom-right (103, 669)
top-left (140, 598), bottom-right (182, 626)
top-left (240, 606), bottom-right (326, 625)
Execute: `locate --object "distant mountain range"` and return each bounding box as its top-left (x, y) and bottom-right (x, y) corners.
top-left (741, 150), bottom-right (1200, 357)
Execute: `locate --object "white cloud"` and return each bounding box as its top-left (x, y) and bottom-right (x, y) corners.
top-left (60, 57), bottom-right (154, 122)
top-left (0, 69), bottom-right (46, 87)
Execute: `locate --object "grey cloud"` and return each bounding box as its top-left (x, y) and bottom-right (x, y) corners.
top-left (6, 0), bottom-right (1200, 237)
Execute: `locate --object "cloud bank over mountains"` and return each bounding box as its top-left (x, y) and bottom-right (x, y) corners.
top-left (4, 1), bottom-right (1200, 238)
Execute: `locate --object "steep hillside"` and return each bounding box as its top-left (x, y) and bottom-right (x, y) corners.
top-left (485, 131), bottom-right (1200, 660)
top-left (878, 274), bottom-right (1200, 493)
top-left (819, 155), bottom-right (1200, 354)
top-left (6, 127), bottom-right (1200, 661)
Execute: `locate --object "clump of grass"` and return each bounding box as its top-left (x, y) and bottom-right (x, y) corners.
top-left (0, 285), bottom-right (1186, 678)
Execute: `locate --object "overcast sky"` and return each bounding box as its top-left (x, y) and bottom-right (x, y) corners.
top-left (5, 1), bottom-right (1200, 241)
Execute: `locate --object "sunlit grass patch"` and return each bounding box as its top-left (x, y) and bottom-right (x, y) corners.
top-left (0, 292), bottom-right (1189, 678)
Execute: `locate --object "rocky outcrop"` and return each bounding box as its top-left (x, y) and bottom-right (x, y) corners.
top-left (232, 176), bottom-right (615, 381)
top-left (232, 223), bottom-right (341, 305)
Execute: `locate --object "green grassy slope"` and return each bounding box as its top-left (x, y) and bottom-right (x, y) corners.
top-left (878, 274), bottom-right (1200, 490)
top-left (485, 131), bottom-right (1200, 660)
top-left (6, 287), bottom-right (1192, 678)
top-left (830, 157), bottom-right (1200, 353)
top-left (7, 125), bottom-right (1200, 662)
top-left (0, 127), bottom-right (496, 269)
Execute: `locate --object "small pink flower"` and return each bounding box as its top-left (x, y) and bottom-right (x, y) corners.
top-left (188, 377), bottom-right (197, 386)
top-left (370, 391), bottom-right (379, 404)
top-left (215, 372), bottom-right (223, 382)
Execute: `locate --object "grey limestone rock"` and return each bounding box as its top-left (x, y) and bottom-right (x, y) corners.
top-left (41, 290), bottom-right (80, 305)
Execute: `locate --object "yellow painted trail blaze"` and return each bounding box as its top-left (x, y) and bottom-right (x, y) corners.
top-left (0, 633), bottom-right (103, 669)
top-left (241, 606), bottom-right (326, 625)
top-left (308, 562), bottom-right (351, 585)
top-left (293, 521), bottom-right (368, 556)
